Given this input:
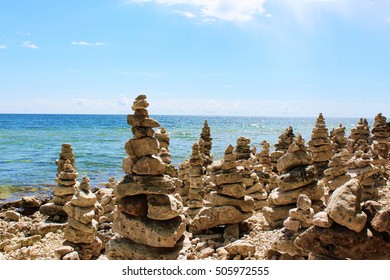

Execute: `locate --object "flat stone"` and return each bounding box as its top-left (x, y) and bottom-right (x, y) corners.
top-left (147, 194), bottom-right (183, 220)
top-left (106, 237), bottom-right (184, 260)
top-left (268, 182), bottom-right (324, 206)
top-left (191, 206), bottom-right (252, 231)
top-left (250, 191), bottom-right (268, 200)
top-left (71, 190), bottom-right (97, 207)
top-left (21, 196), bottom-right (41, 208)
top-left (277, 151), bottom-right (312, 173)
top-left (127, 115), bottom-right (160, 128)
top-left (216, 183), bottom-right (245, 198)
top-left (113, 210), bottom-right (186, 248)
top-left (262, 205), bottom-right (294, 228)
top-left (115, 175), bottom-right (175, 199)
top-left (39, 203), bottom-right (66, 217)
top-left (58, 172), bottom-right (78, 180)
top-left (208, 192), bottom-right (254, 212)
top-left (132, 156), bottom-right (165, 175)
top-left (283, 217), bottom-right (301, 231)
top-left (5, 210), bottom-right (21, 221)
top-left (326, 178), bottom-right (367, 233)
top-left (277, 166), bottom-right (318, 191)
top-left (294, 224), bottom-right (390, 259)
top-left (67, 217), bottom-right (98, 234)
top-left (225, 240), bottom-right (256, 257)
top-left (213, 172), bottom-right (242, 185)
top-left (245, 182), bottom-right (264, 194)
top-left (125, 137), bottom-right (159, 158)
top-left (312, 211), bottom-right (333, 228)
top-left (53, 185), bottom-right (77, 196)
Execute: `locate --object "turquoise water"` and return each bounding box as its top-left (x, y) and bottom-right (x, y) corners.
top-left (0, 114), bottom-right (364, 203)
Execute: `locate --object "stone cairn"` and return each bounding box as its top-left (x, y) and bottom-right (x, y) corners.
top-left (190, 145), bottom-right (254, 241)
top-left (40, 159), bottom-right (78, 219)
top-left (55, 143), bottom-right (75, 175)
top-left (106, 95), bottom-right (186, 260)
top-left (266, 194), bottom-right (315, 260)
top-left (255, 140), bottom-right (278, 193)
top-left (347, 118), bottom-right (371, 153)
top-left (187, 143), bottom-right (205, 218)
top-left (308, 113), bottom-right (333, 176)
top-left (294, 178), bottom-right (390, 260)
top-left (322, 149), bottom-right (351, 201)
top-left (199, 120), bottom-right (213, 167)
top-left (155, 127), bottom-right (172, 164)
top-left (371, 113), bottom-right (389, 170)
top-left (235, 137), bottom-right (268, 211)
top-left (263, 135), bottom-right (323, 228)
top-left (330, 124), bottom-right (347, 153)
top-left (178, 161), bottom-right (190, 206)
top-left (347, 148), bottom-right (379, 201)
top-left (270, 126), bottom-right (295, 172)
top-left (57, 175), bottom-right (103, 260)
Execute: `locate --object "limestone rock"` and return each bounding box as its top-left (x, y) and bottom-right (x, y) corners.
top-left (132, 156), bottom-right (166, 175)
top-left (268, 182), bottom-right (323, 206)
top-left (147, 194), bottom-right (183, 220)
top-left (208, 192), bottom-right (254, 212)
top-left (225, 240), bottom-right (255, 257)
top-left (277, 165), bottom-right (318, 191)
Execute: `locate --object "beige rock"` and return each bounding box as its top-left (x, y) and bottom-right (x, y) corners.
top-left (216, 183), bottom-right (245, 198)
top-left (312, 211), bottom-right (333, 228)
top-left (127, 115), bottom-right (160, 128)
top-left (67, 217), bottom-right (98, 234)
top-left (64, 226), bottom-right (96, 244)
top-left (213, 172), bottom-right (242, 185)
top-left (125, 137), bottom-right (159, 158)
top-left (122, 156), bottom-right (136, 174)
top-left (147, 194), bottom-right (183, 220)
top-left (5, 210), bottom-right (21, 221)
top-left (268, 182), bottom-right (323, 206)
top-left (191, 206), bottom-right (252, 231)
top-left (55, 246), bottom-right (74, 260)
top-left (132, 156), bottom-right (165, 175)
top-left (113, 210), bottom-right (186, 247)
top-left (225, 240), bottom-right (255, 257)
top-left (277, 166), bottom-right (318, 191)
top-left (262, 205), bottom-right (293, 228)
top-left (277, 151), bottom-right (312, 173)
top-left (283, 217), bottom-right (301, 231)
top-left (296, 194), bottom-right (312, 211)
top-left (199, 247), bottom-right (215, 259)
top-left (53, 185), bottom-right (77, 196)
top-left (115, 175), bottom-right (176, 199)
top-left (70, 189), bottom-right (97, 207)
top-left (62, 251), bottom-right (80, 260)
top-left (208, 192), bottom-right (254, 212)
top-left (39, 203), bottom-right (66, 217)
top-left (326, 178), bottom-right (367, 232)
top-left (63, 202), bottom-right (102, 224)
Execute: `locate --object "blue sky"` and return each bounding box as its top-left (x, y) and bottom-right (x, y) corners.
top-left (0, 0), bottom-right (389, 117)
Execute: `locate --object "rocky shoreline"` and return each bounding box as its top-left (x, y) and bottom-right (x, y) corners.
top-left (1, 96), bottom-right (389, 260)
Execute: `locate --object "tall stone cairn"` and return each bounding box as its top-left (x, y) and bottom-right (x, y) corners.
top-left (308, 113), bottom-right (333, 176)
top-left (196, 121), bottom-right (212, 170)
top-left (263, 135), bottom-right (323, 228)
top-left (330, 124), bottom-right (347, 153)
top-left (347, 148), bottom-right (379, 201)
top-left (177, 160), bottom-right (190, 206)
top-left (155, 127), bottom-right (171, 164)
top-left (106, 95), bottom-right (186, 260)
top-left (347, 118), bottom-right (371, 153)
top-left (61, 175), bottom-right (103, 260)
top-left (190, 145), bottom-right (254, 235)
top-left (371, 113), bottom-right (389, 168)
top-left (270, 126), bottom-right (295, 172)
top-left (254, 141), bottom-right (279, 193)
top-left (55, 144), bottom-right (75, 175)
top-left (322, 149), bottom-right (351, 200)
top-left (187, 143), bottom-right (205, 218)
top-left (40, 159), bottom-right (78, 219)
top-left (236, 136), bottom-right (252, 161)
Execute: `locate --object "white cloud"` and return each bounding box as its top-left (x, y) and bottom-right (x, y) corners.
top-left (118, 95), bottom-right (132, 106)
top-left (173, 10), bottom-right (196, 18)
top-left (22, 41), bottom-right (39, 49)
top-left (127, 0), bottom-right (266, 22)
top-left (71, 41), bottom-right (106, 46)
top-left (0, 44), bottom-right (6, 49)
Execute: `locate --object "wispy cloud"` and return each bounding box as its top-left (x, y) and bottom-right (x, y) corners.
top-left (0, 44), bottom-right (7, 49)
top-left (127, 0), bottom-right (266, 22)
top-left (173, 10), bottom-right (196, 18)
top-left (71, 41), bottom-right (105, 46)
top-left (23, 41), bottom-right (39, 49)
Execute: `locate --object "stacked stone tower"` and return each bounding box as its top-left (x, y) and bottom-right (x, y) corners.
top-left (106, 95), bottom-right (186, 260)
top-left (270, 126), bottom-right (295, 172)
top-left (187, 143), bottom-right (205, 218)
top-left (371, 113), bottom-right (389, 168)
top-left (199, 120), bottom-right (213, 166)
top-left (347, 118), bottom-right (371, 153)
top-left (55, 144), bottom-right (75, 175)
top-left (330, 124), bottom-right (347, 153)
top-left (308, 113), bottom-right (333, 176)
top-left (323, 149), bottom-right (351, 199)
top-left (40, 159), bottom-right (78, 219)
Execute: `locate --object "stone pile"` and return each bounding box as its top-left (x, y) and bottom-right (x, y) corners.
top-left (106, 95), bottom-right (186, 260)
top-left (104, 177), bottom-right (117, 189)
top-left (371, 113), bottom-right (389, 168)
top-left (177, 161), bottom-right (190, 206)
top-left (308, 113), bottom-right (333, 176)
top-left (187, 143), bottom-right (205, 218)
top-left (348, 118), bottom-right (371, 153)
top-left (283, 194), bottom-right (314, 232)
top-left (95, 187), bottom-right (115, 224)
top-left (40, 159), bottom-right (78, 219)
top-left (190, 145), bottom-right (254, 238)
top-left (263, 135), bottom-right (323, 228)
top-left (270, 126), bottom-right (295, 172)
top-left (295, 178), bottom-right (390, 260)
top-left (60, 175), bottom-right (103, 260)
top-left (55, 144), bottom-right (75, 175)
top-left (235, 136), bottom-right (253, 161)
top-left (330, 124), bottom-right (347, 153)
top-left (323, 149), bottom-right (351, 199)
top-left (256, 141), bottom-right (273, 173)
top-left (347, 149), bottom-right (379, 201)
top-left (155, 127), bottom-right (171, 164)
top-left (199, 120), bottom-right (213, 166)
